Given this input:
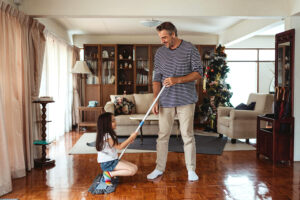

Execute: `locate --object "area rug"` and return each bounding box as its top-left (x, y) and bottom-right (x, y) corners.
top-left (68, 132), bottom-right (250, 155)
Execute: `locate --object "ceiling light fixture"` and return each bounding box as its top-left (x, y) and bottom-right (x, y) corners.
top-left (140, 19), bottom-right (162, 27)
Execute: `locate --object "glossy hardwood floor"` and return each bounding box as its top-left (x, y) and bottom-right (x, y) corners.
top-left (2, 131), bottom-right (300, 200)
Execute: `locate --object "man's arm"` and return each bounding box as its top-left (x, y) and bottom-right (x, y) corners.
top-left (152, 81), bottom-right (161, 114)
top-left (163, 71), bottom-right (201, 87)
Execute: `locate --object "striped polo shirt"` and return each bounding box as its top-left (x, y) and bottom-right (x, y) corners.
top-left (153, 40), bottom-right (203, 108)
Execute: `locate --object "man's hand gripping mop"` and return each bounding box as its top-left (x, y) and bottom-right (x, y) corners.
top-left (118, 85), bottom-right (166, 160)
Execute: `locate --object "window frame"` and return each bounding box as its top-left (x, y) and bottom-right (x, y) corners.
top-left (225, 48), bottom-right (275, 93)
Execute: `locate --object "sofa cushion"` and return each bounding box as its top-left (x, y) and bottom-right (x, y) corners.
top-left (104, 102), bottom-right (115, 114)
top-left (114, 97), bottom-right (135, 115)
top-left (115, 115), bottom-right (140, 125)
top-left (133, 93), bottom-right (153, 114)
top-left (129, 114), bottom-right (151, 125)
top-left (218, 116), bottom-right (230, 127)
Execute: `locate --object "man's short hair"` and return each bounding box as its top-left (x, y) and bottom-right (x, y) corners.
top-left (156, 22), bottom-right (177, 37)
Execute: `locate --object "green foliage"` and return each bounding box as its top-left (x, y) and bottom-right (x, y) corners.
top-left (199, 45), bottom-right (233, 131)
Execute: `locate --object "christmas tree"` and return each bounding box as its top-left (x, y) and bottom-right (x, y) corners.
top-left (199, 45), bottom-right (232, 131)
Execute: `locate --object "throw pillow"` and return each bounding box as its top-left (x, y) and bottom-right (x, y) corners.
top-left (133, 93), bottom-right (153, 114)
top-left (235, 103), bottom-right (247, 110)
top-left (235, 102), bottom-right (256, 110)
top-left (114, 97), bottom-right (135, 115)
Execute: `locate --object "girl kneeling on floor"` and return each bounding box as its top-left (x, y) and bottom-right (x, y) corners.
top-left (96, 112), bottom-right (138, 186)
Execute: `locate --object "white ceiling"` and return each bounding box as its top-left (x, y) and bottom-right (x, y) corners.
top-left (52, 17), bottom-right (243, 36)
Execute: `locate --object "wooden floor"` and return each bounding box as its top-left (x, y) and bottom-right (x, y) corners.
top-left (2, 131), bottom-right (300, 200)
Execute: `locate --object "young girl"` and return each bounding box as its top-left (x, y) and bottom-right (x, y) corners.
top-left (96, 112), bottom-right (138, 186)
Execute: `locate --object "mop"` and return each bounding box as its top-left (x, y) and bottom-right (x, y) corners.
top-left (88, 85), bottom-right (166, 194)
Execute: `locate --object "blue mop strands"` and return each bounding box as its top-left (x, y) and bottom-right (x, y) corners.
top-left (118, 85), bottom-right (166, 160)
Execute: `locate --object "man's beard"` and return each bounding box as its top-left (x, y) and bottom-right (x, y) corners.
top-left (167, 39), bottom-right (174, 49)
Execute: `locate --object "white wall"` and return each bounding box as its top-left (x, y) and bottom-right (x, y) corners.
top-left (290, 16), bottom-right (300, 161)
top-left (226, 36), bottom-right (275, 48)
top-left (73, 34), bottom-right (218, 48)
top-left (290, 0), bottom-right (300, 15)
top-left (37, 18), bottom-right (72, 45)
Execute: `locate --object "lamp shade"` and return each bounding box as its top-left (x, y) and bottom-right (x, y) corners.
top-left (72, 61), bottom-right (92, 74)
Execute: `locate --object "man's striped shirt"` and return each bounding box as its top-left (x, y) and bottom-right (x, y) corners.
top-left (153, 40), bottom-right (203, 107)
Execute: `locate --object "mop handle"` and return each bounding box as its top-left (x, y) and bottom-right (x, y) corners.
top-left (118, 85), bottom-right (166, 160)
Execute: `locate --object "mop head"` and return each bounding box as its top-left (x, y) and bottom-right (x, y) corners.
top-left (88, 173), bottom-right (118, 194)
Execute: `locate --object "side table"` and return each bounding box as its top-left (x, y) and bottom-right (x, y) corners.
top-left (32, 99), bottom-right (55, 168)
top-left (78, 106), bottom-right (104, 131)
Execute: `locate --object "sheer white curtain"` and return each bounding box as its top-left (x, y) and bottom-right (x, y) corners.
top-left (40, 32), bottom-right (73, 142)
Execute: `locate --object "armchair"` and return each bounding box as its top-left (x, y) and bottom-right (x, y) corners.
top-left (217, 93), bottom-right (274, 143)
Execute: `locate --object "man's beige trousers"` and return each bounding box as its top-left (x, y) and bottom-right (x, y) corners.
top-left (156, 103), bottom-right (196, 172)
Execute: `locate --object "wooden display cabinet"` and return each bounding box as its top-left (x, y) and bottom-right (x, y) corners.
top-left (117, 45), bottom-right (134, 94)
top-left (100, 45), bottom-right (117, 105)
top-left (135, 45), bottom-right (150, 93)
top-left (149, 45), bottom-right (161, 93)
top-left (84, 44), bottom-right (100, 105)
top-left (83, 44), bottom-right (101, 123)
top-left (256, 29), bottom-right (295, 164)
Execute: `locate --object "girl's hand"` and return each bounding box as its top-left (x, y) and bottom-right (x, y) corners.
top-left (129, 132), bottom-right (138, 143)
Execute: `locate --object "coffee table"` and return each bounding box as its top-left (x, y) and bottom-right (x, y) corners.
top-left (129, 114), bottom-right (180, 144)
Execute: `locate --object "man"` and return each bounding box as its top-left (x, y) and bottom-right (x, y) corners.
top-left (147, 22), bottom-right (203, 181)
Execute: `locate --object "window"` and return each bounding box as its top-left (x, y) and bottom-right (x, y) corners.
top-left (225, 49), bottom-right (275, 106)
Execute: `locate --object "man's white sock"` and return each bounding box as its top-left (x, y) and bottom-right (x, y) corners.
top-left (188, 171), bottom-right (199, 181)
top-left (147, 169), bottom-right (163, 179)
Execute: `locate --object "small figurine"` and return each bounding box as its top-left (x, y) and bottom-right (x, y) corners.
top-left (102, 50), bottom-right (109, 58)
top-left (110, 51), bottom-right (114, 58)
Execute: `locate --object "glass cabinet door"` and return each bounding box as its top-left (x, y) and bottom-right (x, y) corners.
top-left (84, 45), bottom-right (99, 85)
top-left (136, 45), bottom-right (149, 93)
top-left (117, 45), bottom-right (134, 94)
top-left (101, 46), bottom-right (116, 85)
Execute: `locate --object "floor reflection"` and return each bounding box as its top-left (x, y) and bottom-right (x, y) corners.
top-left (224, 175), bottom-right (271, 200)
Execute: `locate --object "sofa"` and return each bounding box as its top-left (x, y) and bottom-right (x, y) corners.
top-left (104, 93), bottom-right (180, 136)
top-left (217, 93), bottom-right (274, 143)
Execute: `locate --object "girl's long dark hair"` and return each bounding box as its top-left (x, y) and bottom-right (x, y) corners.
top-left (95, 112), bottom-right (118, 151)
